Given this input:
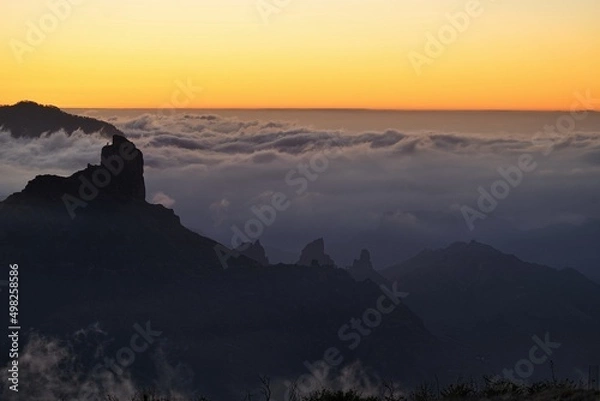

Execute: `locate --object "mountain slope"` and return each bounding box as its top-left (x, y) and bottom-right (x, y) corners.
top-left (0, 101), bottom-right (123, 138)
top-left (0, 127), bottom-right (440, 399)
top-left (0, 134), bottom-right (245, 275)
top-left (347, 249), bottom-right (389, 285)
top-left (489, 220), bottom-right (600, 283)
top-left (383, 241), bottom-right (600, 381)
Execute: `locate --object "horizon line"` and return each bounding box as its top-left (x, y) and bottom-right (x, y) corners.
top-left (61, 107), bottom-right (600, 113)
top-left (4, 101), bottom-right (598, 113)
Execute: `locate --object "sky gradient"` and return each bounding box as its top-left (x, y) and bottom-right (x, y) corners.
top-left (1, 0), bottom-right (599, 110)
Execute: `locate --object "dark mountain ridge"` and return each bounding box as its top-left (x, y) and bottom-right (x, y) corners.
top-left (0, 100), bottom-right (123, 138)
top-left (0, 128), bottom-right (439, 399)
top-left (0, 134), bottom-right (245, 275)
top-left (383, 241), bottom-right (600, 381)
top-left (1, 103), bottom-right (598, 398)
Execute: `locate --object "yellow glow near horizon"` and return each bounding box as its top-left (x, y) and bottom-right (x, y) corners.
top-left (1, 0), bottom-right (599, 110)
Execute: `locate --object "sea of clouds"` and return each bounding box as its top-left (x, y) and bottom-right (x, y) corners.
top-left (1, 111), bottom-right (599, 267)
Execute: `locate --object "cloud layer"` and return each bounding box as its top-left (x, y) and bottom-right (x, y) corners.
top-left (1, 111), bottom-right (599, 267)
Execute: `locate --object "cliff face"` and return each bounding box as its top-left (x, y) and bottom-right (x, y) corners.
top-left (348, 249), bottom-right (389, 285)
top-left (236, 240), bottom-right (270, 266)
top-left (5, 135), bottom-right (145, 210)
top-left (99, 135), bottom-right (146, 201)
top-left (297, 238), bottom-right (336, 267)
top-left (0, 101), bottom-right (123, 138)
top-left (0, 135), bottom-right (250, 275)
top-left (352, 249), bottom-right (373, 270)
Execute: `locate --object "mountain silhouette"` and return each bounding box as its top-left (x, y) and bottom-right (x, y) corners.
top-left (0, 101), bottom-right (123, 138)
top-left (0, 125), bottom-right (438, 399)
top-left (235, 240), bottom-right (270, 266)
top-left (490, 220), bottom-right (600, 283)
top-left (297, 238), bottom-right (336, 267)
top-left (328, 210), bottom-right (600, 283)
top-left (0, 134), bottom-right (247, 275)
top-left (347, 249), bottom-right (389, 285)
top-left (3, 104), bottom-right (596, 397)
top-left (383, 241), bottom-right (600, 380)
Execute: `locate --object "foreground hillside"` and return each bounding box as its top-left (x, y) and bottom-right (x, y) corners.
top-left (55, 381), bottom-right (600, 401)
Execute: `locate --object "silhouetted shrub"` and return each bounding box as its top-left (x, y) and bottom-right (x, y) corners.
top-left (481, 376), bottom-right (524, 397)
top-left (410, 383), bottom-right (436, 401)
top-left (302, 389), bottom-right (378, 401)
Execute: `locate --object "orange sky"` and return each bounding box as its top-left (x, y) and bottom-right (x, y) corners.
top-left (1, 0), bottom-right (599, 110)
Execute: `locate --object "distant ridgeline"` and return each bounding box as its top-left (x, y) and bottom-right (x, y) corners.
top-left (0, 101), bottom-right (122, 138)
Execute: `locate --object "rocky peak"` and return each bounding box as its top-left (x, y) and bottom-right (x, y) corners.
top-left (297, 238), bottom-right (335, 267)
top-left (351, 249), bottom-right (374, 271)
top-left (0, 134), bottom-right (253, 273)
top-left (99, 135), bottom-right (146, 201)
top-left (235, 240), bottom-right (270, 266)
top-left (347, 248), bottom-right (388, 285)
top-left (4, 135), bottom-right (145, 214)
